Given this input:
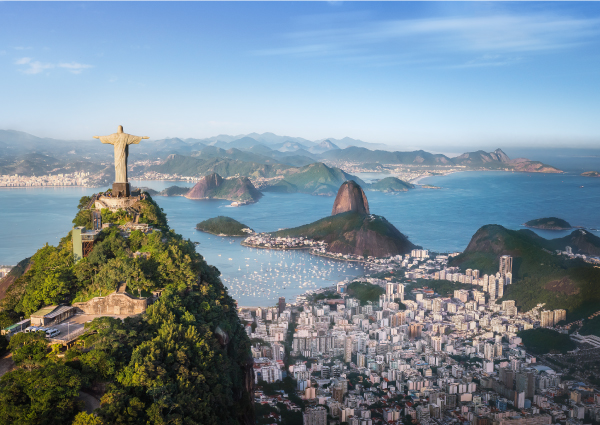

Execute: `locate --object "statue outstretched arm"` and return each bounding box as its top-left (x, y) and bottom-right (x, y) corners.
top-left (94, 136), bottom-right (115, 145)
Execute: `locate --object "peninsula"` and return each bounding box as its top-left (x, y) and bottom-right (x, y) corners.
top-left (368, 176), bottom-right (414, 192)
top-left (244, 180), bottom-right (417, 259)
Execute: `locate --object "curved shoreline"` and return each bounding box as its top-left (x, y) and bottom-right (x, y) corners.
top-left (240, 241), bottom-right (370, 263)
top-left (240, 242), bottom-right (310, 250)
top-left (196, 228), bottom-right (247, 237)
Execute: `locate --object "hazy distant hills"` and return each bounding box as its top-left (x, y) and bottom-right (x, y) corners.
top-left (0, 152), bottom-right (107, 176)
top-left (152, 155), bottom-right (366, 196)
top-left (151, 154), bottom-right (290, 179)
top-left (321, 147), bottom-right (453, 165)
top-left (0, 129), bottom-right (562, 178)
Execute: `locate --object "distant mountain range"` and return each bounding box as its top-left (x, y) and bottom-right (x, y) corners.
top-left (0, 130), bottom-right (562, 179)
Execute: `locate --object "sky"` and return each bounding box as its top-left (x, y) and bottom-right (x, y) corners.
top-left (1, 1), bottom-right (599, 150)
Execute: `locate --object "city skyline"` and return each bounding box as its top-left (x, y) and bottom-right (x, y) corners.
top-left (1, 2), bottom-right (599, 148)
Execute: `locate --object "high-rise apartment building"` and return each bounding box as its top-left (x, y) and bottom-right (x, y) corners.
top-left (431, 336), bottom-right (442, 352)
top-left (386, 282), bottom-right (395, 300)
top-left (500, 255), bottom-right (513, 277)
top-left (344, 336), bottom-right (353, 363)
top-left (554, 309), bottom-right (566, 324)
top-left (278, 297), bottom-right (286, 314)
top-left (303, 406), bottom-right (327, 425)
top-left (540, 310), bottom-right (554, 328)
top-left (397, 283), bottom-right (405, 301)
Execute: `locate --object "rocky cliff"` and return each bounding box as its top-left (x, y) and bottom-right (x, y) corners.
top-left (331, 180), bottom-right (370, 216)
top-left (185, 173), bottom-right (262, 203)
top-left (185, 173), bottom-right (223, 198)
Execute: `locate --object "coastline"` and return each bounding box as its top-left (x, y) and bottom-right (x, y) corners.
top-left (240, 240), bottom-right (374, 264)
top-left (409, 170), bottom-right (460, 185)
top-left (196, 228), bottom-right (247, 237)
top-left (240, 241), bottom-right (310, 251)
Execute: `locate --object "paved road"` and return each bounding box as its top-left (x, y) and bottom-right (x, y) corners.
top-left (49, 313), bottom-right (136, 341)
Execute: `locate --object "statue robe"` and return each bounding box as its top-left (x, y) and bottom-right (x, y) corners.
top-left (98, 133), bottom-right (143, 183)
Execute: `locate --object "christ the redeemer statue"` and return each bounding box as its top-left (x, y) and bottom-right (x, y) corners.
top-left (94, 125), bottom-right (149, 184)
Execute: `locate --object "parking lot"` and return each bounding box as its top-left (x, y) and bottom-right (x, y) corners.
top-left (28, 313), bottom-right (137, 342)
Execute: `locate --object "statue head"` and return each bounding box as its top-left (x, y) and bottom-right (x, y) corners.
top-left (118, 125), bottom-right (124, 133)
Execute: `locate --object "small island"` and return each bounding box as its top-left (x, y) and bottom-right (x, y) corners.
top-left (160, 185), bottom-right (190, 196)
top-left (368, 177), bottom-right (414, 192)
top-left (196, 216), bottom-right (253, 236)
top-left (524, 217), bottom-right (572, 230)
top-left (582, 171), bottom-right (600, 177)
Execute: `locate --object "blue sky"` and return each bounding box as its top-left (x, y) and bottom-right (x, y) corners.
top-left (1, 1), bottom-right (599, 149)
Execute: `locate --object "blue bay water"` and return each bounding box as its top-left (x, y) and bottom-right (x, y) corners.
top-left (0, 171), bottom-right (598, 306)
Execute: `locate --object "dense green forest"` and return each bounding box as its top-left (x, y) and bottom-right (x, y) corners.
top-left (410, 279), bottom-right (472, 298)
top-left (346, 281), bottom-right (384, 305)
top-left (579, 315), bottom-right (600, 337)
top-left (0, 194), bottom-right (253, 424)
top-left (518, 328), bottom-right (576, 354)
top-left (196, 216), bottom-right (251, 236)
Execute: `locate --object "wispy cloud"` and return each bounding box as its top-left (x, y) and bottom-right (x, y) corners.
top-left (58, 62), bottom-right (93, 74)
top-left (254, 11), bottom-right (600, 68)
top-left (13, 46), bottom-right (32, 51)
top-left (15, 57), bottom-right (54, 74)
top-left (15, 57), bottom-right (93, 75)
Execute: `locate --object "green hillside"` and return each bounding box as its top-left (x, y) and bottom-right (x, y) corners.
top-left (197, 216), bottom-right (252, 236)
top-left (449, 224), bottom-right (600, 315)
top-left (151, 154), bottom-right (289, 178)
top-left (320, 147), bottom-right (453, 165)
top-left (191, 145), bottom-right (281, 165)
top-left (368, 177), bottom-right (414, 192)
top-left (518, 328), bottom-right (576, 354)
top-left (0, 195), bottom-right (253, 424)
top-left (544, 229), bottom-right (600, 256)
top-left (265, 162), bottom-right (366, 196)
top-left (346, 281), bottom-right (385, 305)
top-left (153, 155), bottom-right (364, 196)
top-left (160, 185), bottom-right (190, 196)
top-left (273, 211), bottom-right (416, 258)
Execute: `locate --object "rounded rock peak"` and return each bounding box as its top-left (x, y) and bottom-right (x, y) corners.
top-left (331, 180), bottom-right (370, 216)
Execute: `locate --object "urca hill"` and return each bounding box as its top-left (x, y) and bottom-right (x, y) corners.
top-left (0, 192), bottom-right (254, 425)
top-left (274, 180), bottom-right (416, 258)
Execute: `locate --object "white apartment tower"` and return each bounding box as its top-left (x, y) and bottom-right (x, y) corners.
top-left (499, 255), bottom-right (513, 277)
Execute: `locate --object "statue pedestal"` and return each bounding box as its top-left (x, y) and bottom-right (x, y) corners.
top-left (112, 182), bottom-right (130, 198)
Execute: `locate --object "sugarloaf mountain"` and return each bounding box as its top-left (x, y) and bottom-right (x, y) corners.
top-left (274, 180), bottom-right (416, 258)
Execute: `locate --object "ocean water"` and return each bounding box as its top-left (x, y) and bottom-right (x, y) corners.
top-left (1, 170), bottom-right (598, 306)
